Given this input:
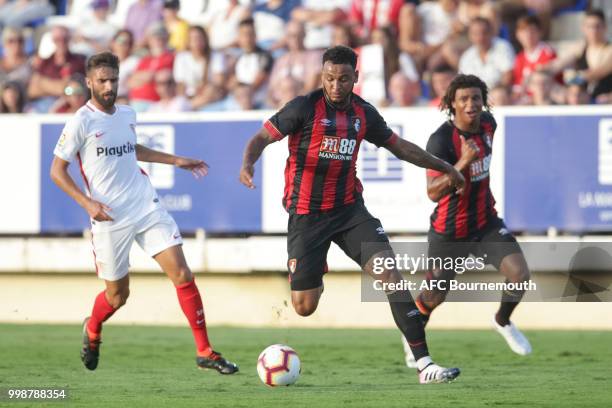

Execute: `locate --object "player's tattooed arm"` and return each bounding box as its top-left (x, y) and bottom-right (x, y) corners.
top-left (135, 144), bottom-right (208, 178)
top-left (240, 127), bottom-right (276, 189)
top-left (50, 156), bottom-right (114, 221)
top-left (426, 135), bottom-right (479, 201)
top-left (386, 137), bottom-right (465, 196)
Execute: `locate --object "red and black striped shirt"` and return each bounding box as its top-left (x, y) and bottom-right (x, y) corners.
top-left (427, 111), bottom-right (498, 238)
top-left (265, 89), bottom-right (398, 215)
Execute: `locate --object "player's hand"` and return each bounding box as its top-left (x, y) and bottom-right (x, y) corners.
top-left (176, 157), bottom-right (209, 179)
top-left (240, 165), bottom-right (256, 189)
top-left (85, 200), bottom-right (114, 222)
top-left (446, 165), bottom-right (466, 195)
top-left (459, 135), bottom-right (479, 164)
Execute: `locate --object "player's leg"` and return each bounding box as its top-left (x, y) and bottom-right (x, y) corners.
top-left (82, 224), bottom-right (134, 370)
top-left (291, 286), bottom-right (324, 317)
top-left (334, 216), bottom-right (460, 383)
top-left (416, 234), bottom-right (465, 323)
top-left (400, 236), bottom-right (465, 368)
top-left (286, 212), bottom-right (333, 317)
top-left (136, 209), bottom-right (238, 374)
top-left (480, 220), bottom-right (532, 355)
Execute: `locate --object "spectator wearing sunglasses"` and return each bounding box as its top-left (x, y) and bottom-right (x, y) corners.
top-left (0, 26), bottom-right (32, 89)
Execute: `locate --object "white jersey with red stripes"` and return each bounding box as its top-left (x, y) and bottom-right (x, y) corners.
top-left (54, 101), bottom-right (161, 230)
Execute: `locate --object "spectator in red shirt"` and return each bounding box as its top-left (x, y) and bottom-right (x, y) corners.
top-left (127, 23), bottom-right (175, 112)
top-left (512, 15), bottom-right (556, 99)
top-left (28, 25), bottom-right (86, 113)
top-left (349, 0), bottom-right (407, 40)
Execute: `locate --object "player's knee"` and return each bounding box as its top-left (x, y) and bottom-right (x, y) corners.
top-left (173, 266), bottom-right (192, 285)
top-left (504, 262), bottom-right (530, 283)
top-left (292, 298), bottom-right (318, 316)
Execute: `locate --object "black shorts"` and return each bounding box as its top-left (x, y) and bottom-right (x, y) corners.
top-left (427, 217), bottom-right (522, 271)
top-left (286, 201), bottom-right (391, 291)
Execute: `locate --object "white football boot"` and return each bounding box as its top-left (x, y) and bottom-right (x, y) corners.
top-left (418, 363), bottom-right (461, 384)
top-left (493, 316), bottom-right (532, 355)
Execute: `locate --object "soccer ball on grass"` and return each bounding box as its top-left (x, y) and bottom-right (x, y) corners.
top-left (256, 344), bottom-right (301, 386)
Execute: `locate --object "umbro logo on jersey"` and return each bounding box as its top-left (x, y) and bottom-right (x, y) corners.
top-left (320, 118), bottom-right (333, 127)
top-left (376, 226), bottom-right (386, 235)
top-left (95, 131), bottom-right (105, 138)
top-left (499, 228), bottom-right (510, 236)
top-left (173, 233), bottom-right (180, 239)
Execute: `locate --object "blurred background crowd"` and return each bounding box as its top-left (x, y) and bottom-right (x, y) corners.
top-left (0, 0), bottom-right (610, 114)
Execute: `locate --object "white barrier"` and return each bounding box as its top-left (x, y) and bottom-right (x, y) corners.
top-left (2, 235), bottom-right (611, 274)
top-left (3, 105), bottom-right (611, 235)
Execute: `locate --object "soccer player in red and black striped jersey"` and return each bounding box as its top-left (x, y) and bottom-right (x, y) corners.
top-left (240, 46), bottom-right (465, 384)
top-left (402, 74), bottom-right (532, 368)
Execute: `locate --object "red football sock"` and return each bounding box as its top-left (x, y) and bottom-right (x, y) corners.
top-left (87, 291), bottom-right (117, 339)
top-left (175, 279), bottom-right (212, 356)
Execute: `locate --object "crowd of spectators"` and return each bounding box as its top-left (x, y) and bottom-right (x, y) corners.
top-left (0, 0), bottom-right (610, 114)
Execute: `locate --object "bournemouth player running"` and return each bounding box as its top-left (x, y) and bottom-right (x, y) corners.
top-left (50, 52), bottom-right (238, 374)
top-left (402, 74), bottom-right (532, 367)
top-left (240, 46), bottom-right (465, 384)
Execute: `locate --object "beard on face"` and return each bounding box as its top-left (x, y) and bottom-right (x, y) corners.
top-left (92, 88), bottom-right (116, 109)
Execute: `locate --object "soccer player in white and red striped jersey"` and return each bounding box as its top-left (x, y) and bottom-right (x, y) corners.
top-left (50, 52), bottom-right (238, 374)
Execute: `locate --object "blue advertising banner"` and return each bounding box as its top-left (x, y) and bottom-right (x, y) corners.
top-left (41, 120), bottom-right (263, 233)
top-left (505, 115), bottom-right (612, 232)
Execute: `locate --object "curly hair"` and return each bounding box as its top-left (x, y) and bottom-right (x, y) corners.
top-left (440, 74), bottom-right (490, 117)
top-left (322, 45), bottom-right (358, 69)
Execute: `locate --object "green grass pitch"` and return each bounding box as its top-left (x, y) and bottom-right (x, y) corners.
top-left (1, 324), bottom-right (610, 407)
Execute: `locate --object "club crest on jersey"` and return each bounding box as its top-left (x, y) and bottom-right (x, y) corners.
top-left (353, 118), bottom-right (361, 132)
top-left (484, 133), bottom-right (492, 148)
top-left (288, 259), bottom-right (297, 274)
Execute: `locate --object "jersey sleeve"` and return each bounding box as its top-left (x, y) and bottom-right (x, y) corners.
top-left (364, 104), bottom-right (397, 147)
top-left (264, 96), bottom-right (310, 141)
top-left (53, 114), bottom-right (87, 163)
top-left (426, 130), bottom-right (454, 177)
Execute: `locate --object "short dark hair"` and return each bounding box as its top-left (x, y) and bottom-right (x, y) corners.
top-left (322, 45), bottom-right (357, 69)
top-left (431, 63), bottom-right (455, 75)
top-left (440, 74), bottom-right (490, 116)
top-left (239, 18), bottom-right (255, 28)
top-left (585, 9), bottom-right (606, 23)
top-left (86, 51), bottom-right (119, 74)
top-left (517, 15), bottom-right (542, 31)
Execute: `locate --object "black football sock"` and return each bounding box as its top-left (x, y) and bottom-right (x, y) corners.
top-left (386, 290), bottom-right (429, 362)
top-left (495, 280), bottom-right (525, 326)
